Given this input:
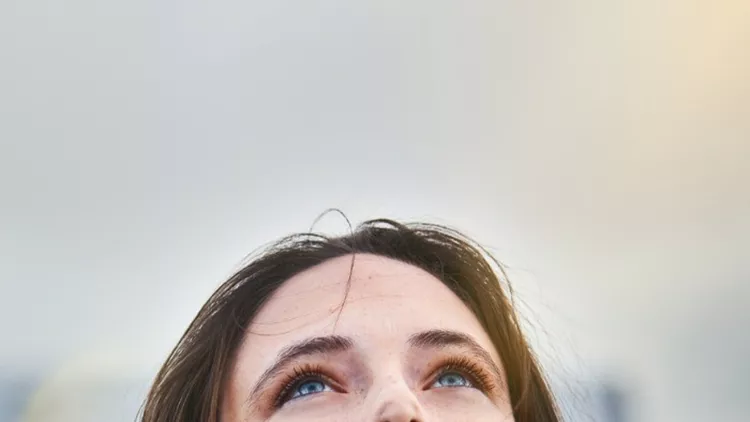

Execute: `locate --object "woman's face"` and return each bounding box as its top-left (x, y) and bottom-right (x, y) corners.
top-left (222, 254), bottom-right (515, 421)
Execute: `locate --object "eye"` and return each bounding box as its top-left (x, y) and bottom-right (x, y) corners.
top-left (430, 371), bottom-right (474, 389)
top-left (276, 374), bottom-right (336, 406)
top-left (424, 356), bottom-right (495, 393)
top-left (289, 378), bottom-right (332, 399)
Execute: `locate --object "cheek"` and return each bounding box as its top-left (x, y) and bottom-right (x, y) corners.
top-left (420, 389), bottom-right (515, 421)
top-left (258, 388), bottom-right (513, 422)
top-left (267, 395), bottom-right (359, 422)
top-left (266, 392), bottom-right (510, 422)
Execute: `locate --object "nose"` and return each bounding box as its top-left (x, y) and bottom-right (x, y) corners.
top-left (368, 375), bottom-right (426, 422)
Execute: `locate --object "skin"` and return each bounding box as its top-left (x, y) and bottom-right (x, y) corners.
top-left (222, 254), bottom-right (516, 421)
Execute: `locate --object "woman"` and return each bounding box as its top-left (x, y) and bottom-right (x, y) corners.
top-left (140, 219), bottom-right (560, 421)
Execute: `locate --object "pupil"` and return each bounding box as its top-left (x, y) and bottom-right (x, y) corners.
top-left (441, 373), bottom-right (466, 386)
top-left (299, 381), bottom-right (324, 395)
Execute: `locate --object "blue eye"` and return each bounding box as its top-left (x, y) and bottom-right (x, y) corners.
top-left (432, 371), bottom-right (473, 388)
top-left (289, 378), bottom-right (332, 400)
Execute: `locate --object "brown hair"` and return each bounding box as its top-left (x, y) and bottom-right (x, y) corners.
top-left (140, 219), bottom-right (560, 421)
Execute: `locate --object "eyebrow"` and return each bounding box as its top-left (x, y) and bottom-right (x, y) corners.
top-left (408, 329), bottom-right (505, 382)
top-left (245, 335), bottom-right (354, 408)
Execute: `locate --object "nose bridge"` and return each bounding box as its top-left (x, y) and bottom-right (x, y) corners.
top-left (368, 369), bottom-right (425, 422)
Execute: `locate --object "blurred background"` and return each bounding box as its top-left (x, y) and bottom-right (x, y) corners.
top-left (1, 1), bottom-right (748, 421)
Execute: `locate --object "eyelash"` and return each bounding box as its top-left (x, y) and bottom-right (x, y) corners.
top-left (273, 363), bottom-right (334, 408)
top-left (430, 355), bottom-right (496, 394)
top-left (273, 356), bottom-right (496, 408)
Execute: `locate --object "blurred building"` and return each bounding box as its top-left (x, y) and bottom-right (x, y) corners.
top-left (555, 379), bottom-right (630, 422)
top-left (0, 375), bottom-right (37, 422)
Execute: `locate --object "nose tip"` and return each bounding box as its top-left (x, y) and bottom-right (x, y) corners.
top-left (376, 401), bottom-right (421, 422)
top-left (371, 377), bottom-right (425, 422)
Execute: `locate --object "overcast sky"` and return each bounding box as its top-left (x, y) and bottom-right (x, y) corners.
top-left (1, 1), bottom-right (749, 421)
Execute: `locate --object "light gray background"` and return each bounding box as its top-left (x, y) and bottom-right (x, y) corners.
top-left (2, 1), bottom-right (748, 421)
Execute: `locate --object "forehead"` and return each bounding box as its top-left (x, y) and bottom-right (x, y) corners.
top-left (243, 254), bottom-right (497, 356)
